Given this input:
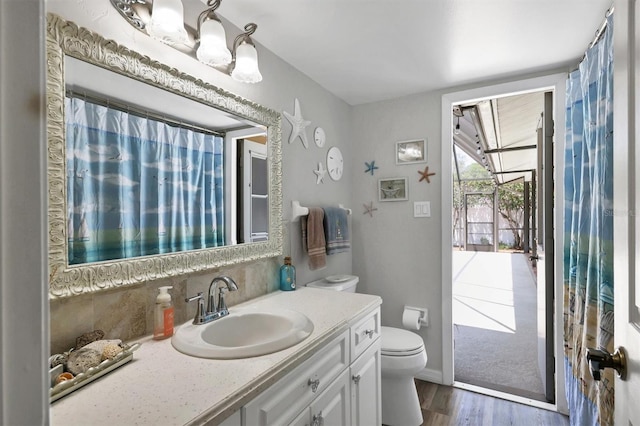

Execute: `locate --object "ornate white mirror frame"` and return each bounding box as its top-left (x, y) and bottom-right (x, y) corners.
top-left (46, 14), bottom-right (282, 299)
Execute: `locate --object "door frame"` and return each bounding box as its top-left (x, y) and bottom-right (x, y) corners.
top-left (441, 73), bottom-right (568, 414)
top-left (613, 1), bottom-right (640, 423)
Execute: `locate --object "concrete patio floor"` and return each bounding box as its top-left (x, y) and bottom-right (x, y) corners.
top-left (452, 250), bottom-right (546, 401)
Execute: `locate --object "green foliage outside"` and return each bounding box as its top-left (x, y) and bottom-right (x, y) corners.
top-left (453, 163), bottom-right (528, 250)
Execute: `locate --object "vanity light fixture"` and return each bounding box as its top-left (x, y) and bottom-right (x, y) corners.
top-left (110, 0), bottom-right (262, 83)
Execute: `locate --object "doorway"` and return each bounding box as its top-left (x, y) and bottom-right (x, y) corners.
top-left (441, 75), bottom-right (567, 413)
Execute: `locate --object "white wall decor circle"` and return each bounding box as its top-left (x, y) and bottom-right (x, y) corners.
top-left (327, 146), bottom-right (344, 181)
top-left (314, 127), bottom-right (326, 148)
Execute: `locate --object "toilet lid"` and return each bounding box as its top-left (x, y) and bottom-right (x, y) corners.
top-left (381, 326), bottom-right (425, 356)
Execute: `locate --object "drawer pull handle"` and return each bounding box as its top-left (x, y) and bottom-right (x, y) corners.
top-left (312, 411), bottom-right (324, 426)
top-left (308, 378), bottom-right (320, 393)
top-left (352, 374), bottom-right (361, 384)
top-left (364, 329), bottom-right (375, 339)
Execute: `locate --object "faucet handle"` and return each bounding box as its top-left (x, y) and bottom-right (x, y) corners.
top-left (217, 287), bottom-right (229, 313)
top-left (185, 292), bottom-right (206, 325)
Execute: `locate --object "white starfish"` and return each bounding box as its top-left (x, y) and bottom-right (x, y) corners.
top-left (363, 201), bottom-right (378, 217)
top-left (283, 98), bottom-right (311, 148)
top-left (313, 162), bottom-right (326, 184)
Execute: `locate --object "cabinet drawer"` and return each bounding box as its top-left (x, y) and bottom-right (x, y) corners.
top-left (350, 307), bottom-right (380, 362)
top-left (242, 330), bottom-right (349, 426)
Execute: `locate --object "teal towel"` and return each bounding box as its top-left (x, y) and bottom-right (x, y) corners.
top-left (322, 207), bottom-right (350, 255)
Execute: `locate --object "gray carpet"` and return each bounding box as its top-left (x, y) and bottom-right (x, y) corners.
top-left (453, 251), bottom-right (546, 401)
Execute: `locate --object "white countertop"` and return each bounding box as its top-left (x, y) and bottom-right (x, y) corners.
top-left (50, 287), bottom-right (381, 426)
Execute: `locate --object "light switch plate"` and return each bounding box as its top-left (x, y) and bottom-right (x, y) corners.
top-left (414, 201), bottom-right (431, 218)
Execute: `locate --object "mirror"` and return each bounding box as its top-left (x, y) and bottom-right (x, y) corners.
top-left (46, 14), bottom-right (282, 298)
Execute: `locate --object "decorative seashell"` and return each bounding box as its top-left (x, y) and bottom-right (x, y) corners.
top-left (55, 372), bottom-right (73, 385)
top-left (101, 343), bottom-right (123, 361)
top-left (49, 353), bottom-right (67, 368)
top-left (66, 347), bottom-right (102, 375)
top-left (75, 330), bottom-right (105, 349)
top-left (83, 339), bottom-right (122, 354)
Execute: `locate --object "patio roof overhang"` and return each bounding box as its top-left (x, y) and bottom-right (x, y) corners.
top-left (453, 91), bottom-right (544, 185)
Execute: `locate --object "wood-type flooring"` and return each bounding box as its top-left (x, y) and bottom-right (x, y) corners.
top-left (416, 380), bottom-right (570, 425)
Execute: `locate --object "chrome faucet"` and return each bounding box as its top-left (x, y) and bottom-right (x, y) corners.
top-left (185, 276), bottom-right (239, 325)
top-left (208, 275), bottom-right (238, 316)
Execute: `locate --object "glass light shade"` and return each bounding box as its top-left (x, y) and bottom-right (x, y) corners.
top-left (231, 42), bottom-right (262, 83)
top-left (147, 0), bottom-right (189, 45)
top-left (196, 19), bottom-right (232, 66)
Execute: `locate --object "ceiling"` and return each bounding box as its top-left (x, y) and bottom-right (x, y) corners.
top-left (199, 1), bottom-right (611, 186)
top-left (215, 0), bottom-right (611, 105)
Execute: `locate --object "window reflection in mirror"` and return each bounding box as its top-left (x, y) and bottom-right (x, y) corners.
top-left (65, 56), bottom-right (268, 265)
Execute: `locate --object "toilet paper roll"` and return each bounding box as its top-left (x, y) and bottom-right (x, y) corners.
top-left (402, 309), bottom-right (421, 330)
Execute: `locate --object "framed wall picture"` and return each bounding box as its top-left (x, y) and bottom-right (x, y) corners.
top-left (378, 177), bottom-right (409, 202)
top-left (396, 139), bottom-right (427, 165)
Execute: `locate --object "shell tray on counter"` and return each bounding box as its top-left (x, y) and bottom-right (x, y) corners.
top-left (49, 330), bottom-right (141, 403)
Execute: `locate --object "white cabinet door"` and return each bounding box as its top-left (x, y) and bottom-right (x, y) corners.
top-left (309, 370), bottom-right (351, 426)
top-left (288, 408), bottom-right (310, 426)
top-left (214, 410), bottom-right (241, 426)
top-left (350, 340), bottom-right (381, 426)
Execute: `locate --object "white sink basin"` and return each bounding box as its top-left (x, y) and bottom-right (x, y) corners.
top-left (171, 307), bottom-right (314, 359)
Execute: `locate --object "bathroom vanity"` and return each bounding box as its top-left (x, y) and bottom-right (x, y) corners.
top-left (241, 295), bottom-right (381, 426)
top-left (49, 288), bottom-right (381, 425)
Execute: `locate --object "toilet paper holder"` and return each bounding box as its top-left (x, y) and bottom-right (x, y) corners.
top-left (404, 305), bottom-right (428, 327)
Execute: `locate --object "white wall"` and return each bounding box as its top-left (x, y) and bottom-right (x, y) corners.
top-left (351, 92), bottom-right (444, 379)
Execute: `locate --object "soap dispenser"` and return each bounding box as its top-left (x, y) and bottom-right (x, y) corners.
top-left (279, 257), bottom-right (296, 291)
top-left (153, 286), bottom-right (174, 340)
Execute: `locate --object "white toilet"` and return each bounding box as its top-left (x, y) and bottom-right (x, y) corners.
top-left (306, 275), bottom-right (428, 426)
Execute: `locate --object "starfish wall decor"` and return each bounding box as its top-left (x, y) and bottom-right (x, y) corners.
top-left (364, 161), bottom-right (379, 175)
top-left (363, 201), bottom-right (378, 217)
top-left (283, 98), bottom-right (311, 148)
top-left (313, 162), bottom-right (326, 184)
top-left (418, 166), bottom-right (436, 183)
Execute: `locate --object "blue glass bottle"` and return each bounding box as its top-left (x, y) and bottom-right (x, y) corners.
top-left (280, 256), bottom-right (296, 291)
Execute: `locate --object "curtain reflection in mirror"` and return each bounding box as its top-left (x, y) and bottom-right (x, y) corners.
top-left (65, 96), bottom-right (225, 264)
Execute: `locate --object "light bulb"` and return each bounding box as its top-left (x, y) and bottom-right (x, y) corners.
top-left (147, 0), bottom-right (188, 45)
top-left (197, 19), bottom-right (232, 66)
top-left (231, 42), bottom-right (262, 83)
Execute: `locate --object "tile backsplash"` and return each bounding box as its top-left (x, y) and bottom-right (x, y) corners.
top-left (50, 257), bottom-right (280, 355)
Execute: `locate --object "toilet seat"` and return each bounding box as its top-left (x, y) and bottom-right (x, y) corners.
top-left (381, 326), bottom-right (425, 357)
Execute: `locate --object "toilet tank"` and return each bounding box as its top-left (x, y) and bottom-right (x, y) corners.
top-left (305, 275), bottom-right (359, 292)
